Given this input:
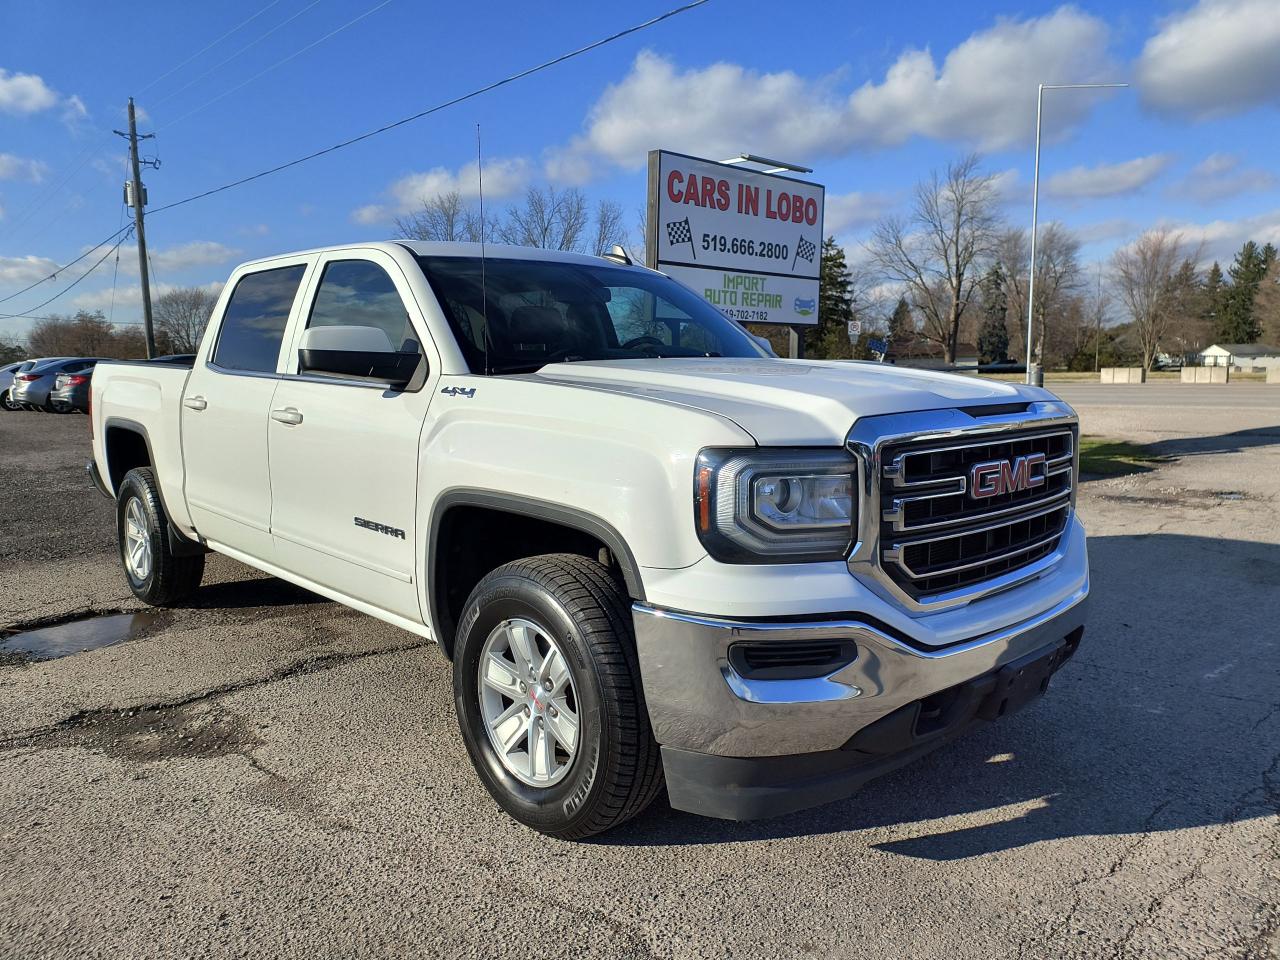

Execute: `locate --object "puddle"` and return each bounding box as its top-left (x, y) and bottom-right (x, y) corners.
top-left (0, 611), bottom-right (164, 662)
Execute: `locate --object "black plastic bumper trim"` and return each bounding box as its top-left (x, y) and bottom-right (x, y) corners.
top-left (661, 631), bottom-right (1082, 822)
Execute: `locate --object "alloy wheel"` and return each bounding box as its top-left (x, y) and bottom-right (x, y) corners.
top-left (477, 617), bottom-right (580, 787)
top-left (123, 497), bottom-right (152, 582)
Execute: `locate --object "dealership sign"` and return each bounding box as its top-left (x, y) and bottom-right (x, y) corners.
top-left (646, 150), bottom-right (824, 327)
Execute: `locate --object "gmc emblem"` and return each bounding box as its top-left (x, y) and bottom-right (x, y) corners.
top-left (969, 453), bottom-right (1047, 499)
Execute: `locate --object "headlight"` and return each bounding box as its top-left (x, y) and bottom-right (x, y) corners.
top-left (694, 448), bottom-right (858, 562)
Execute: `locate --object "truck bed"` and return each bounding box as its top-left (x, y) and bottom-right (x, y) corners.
top-left (90, 359), bottom-right (195, 531)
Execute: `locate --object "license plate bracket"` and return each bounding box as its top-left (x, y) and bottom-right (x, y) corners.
top-left (977, 640), bottom-right (1068, 721)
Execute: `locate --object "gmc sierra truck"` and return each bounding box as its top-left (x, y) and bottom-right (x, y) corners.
top-left (89, 241), bottom-right (1089, 838)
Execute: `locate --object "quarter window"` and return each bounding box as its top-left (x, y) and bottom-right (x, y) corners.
top-left (213, 265), bottom-right (306, 373)
top-left (307, 260), bottom-right (416, 352)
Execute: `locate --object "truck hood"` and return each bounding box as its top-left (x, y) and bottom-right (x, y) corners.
top-left (534, 358), bottom-right (1046, 444)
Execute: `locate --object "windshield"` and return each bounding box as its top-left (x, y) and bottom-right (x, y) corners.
top-left (415, 255), bottom-right (768, 374)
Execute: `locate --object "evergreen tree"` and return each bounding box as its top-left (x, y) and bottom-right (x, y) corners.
top-left (1203, 262), bottom-right (1226, 336)
top-left (1218, 241), bottom-right (1267, 342)
top-left (976, 265), bottom-right (1010, 363)
top-left (809, 237), bottom-right (856, 358)
top-left (888, 296), bottom-right (914, 348)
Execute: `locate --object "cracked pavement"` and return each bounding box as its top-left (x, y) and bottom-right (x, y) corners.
top-left (2, 387), bottom-right (1278, 959)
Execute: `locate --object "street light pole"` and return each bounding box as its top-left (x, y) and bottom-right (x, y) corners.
top-left (1025, 81), bottom-right (1128, 385)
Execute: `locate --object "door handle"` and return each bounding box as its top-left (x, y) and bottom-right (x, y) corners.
top-left (271, 407), bottom-right (303, 425)
top-left (183, 396), bottom-right (207, 411)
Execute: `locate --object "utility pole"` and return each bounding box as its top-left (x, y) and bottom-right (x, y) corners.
top-left (115, 98), bottom-right (157, 358)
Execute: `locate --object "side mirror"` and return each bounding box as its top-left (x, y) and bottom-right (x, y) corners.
top-left (752, 334), bottom-right (778, 357)
top-left (297, 325), bottom-right (420, 387)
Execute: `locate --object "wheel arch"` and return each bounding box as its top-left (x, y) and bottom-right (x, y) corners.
top-left (427, 489), bottom-right (645, 659)
top-left (104, 417), bottom-right (205, 557)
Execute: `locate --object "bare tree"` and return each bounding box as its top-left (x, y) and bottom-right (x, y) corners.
top-left (500, 186), bottom-right (589, 251)
top-left (1111, 229), bottom-right (1187, 370)
top-left (868, 155), bottom-right (1000, 363)
top-left (994, 222), bottom-right (1082, 364)
top-left (396, 192), bottom-right (494, 243)
top-left (395, 190), bottom-right (465, 241)
top-left (28, 311), bottom-right (147, 359)
top-left (394, 190), bottom-right (495, 243)
top-left (591, 199), bottom-right (626, 256)
top-left (154, 286), bottom-right (219, 353)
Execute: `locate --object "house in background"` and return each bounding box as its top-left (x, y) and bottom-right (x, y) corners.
top-left (885, 338), bottom-right (980, 369)
top-left (1198, 343), bottom-right (1280, 371)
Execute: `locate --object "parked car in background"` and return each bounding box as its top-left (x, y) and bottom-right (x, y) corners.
top-left (0, 361), bottom-right (26, 411)
top-left (11, 358), bottom-right (103, 412)
top-left (2, 357), bottom-right (70, 411)
top-left (50, 365), bottom-right (99, 413)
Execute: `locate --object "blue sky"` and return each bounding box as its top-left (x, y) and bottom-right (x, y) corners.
top-left (2, 0), bottom-right (1278, 341)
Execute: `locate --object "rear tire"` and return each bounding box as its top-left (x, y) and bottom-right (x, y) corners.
top-left (0, 390), bottom-right (17, 412)
top-left (116, 467), bottom-right (204, 606)
top-left (453, 554), bottom-right (663, 839)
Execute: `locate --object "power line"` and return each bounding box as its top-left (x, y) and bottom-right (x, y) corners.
top-left (150, 0), bottom-right (324, 111)
top-left (138, 0), bottom-right (287, 97)
top-left (150, 0), bottom-right (711, 216)
top-left (160, 0), bottom-right (394, 130)
top-left (0, 223), bottom-right (134, 306)
top-left (2, 1), bottom-right (710, 316)
top-left (3, 228), bottom-right (134, 319)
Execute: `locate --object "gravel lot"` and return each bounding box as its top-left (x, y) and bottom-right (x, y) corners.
top-left (2, 388), bottom-right (1278, 960)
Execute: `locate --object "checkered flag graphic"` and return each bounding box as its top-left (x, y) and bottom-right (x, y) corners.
top-left (793, 235), bottom-right (816, 270)
top-left (665, 217), bottom-right (696, 260)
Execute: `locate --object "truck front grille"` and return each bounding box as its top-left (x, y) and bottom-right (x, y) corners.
top-left (878, 428), bottom-right (1074, 600)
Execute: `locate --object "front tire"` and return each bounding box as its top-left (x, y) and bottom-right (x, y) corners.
top-left (453, 554), bottom-right (663, 839)
top-left (116, 467), bottom-right (204, 605)
top-left (0, 390), bottom-right (18, 412)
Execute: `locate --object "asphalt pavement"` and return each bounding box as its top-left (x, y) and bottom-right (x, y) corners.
top-left (1, 387), bottom-right (1277, 959)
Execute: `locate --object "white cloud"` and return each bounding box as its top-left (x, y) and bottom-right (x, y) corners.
top-left (824, 191), bottom-right (893, 235)
top-left (1173, 152), bottom-right (1277, 203)
top-left (62, 94), bottom-right (88, 124)
top-left (1046, 154), bottom-right (1173, 199)
top-left (0, 68), bottom-right (86, 122)
top-left (1137, 0), bottom-right (1280, 119)
top-left (0, 254), bottom-right (60, 286)
top-left (71, 280), bottom-right (224, 315)
top-left (353, 157), bottom-right (530, 225)
top-left (1075, 218), bottom-right (1138, 244)
top-left (549, 9), bottom-right (1115, 179)
top-left (845, 7), bottom-right (1116, 150)
top-left (106, 241), bottom-right (240, 277)
top-left (989, 168), bottom-right (1026, 205)
top-left (0, 68), bottom-right (59, 114)
top-left (1153, 208), bottom-right (1280, 265)
top-left (0, 152), bottom-right (48, 183)
top-left (150, 241), bottom-right (240, 273)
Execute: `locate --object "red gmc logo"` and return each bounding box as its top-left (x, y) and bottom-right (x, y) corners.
top-left (969, 453), bottom-right (1047, 499)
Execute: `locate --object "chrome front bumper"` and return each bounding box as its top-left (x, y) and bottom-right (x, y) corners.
top-left (632, 580), bottom-right (1089, 759)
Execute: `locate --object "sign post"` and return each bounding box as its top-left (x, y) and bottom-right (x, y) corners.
top-left (646, 150), bottom-right (824, 358)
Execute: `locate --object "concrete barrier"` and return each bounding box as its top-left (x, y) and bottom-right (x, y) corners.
top-left (1268, 367), bottom-right (1280, 384)
top-left (1100, 367), bottom-right (1146, 384)
top-left (1181, 366), bottom-right (1230, 384)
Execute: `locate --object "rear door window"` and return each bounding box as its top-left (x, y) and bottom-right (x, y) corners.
top-left (213, 265), bottom-right (307, 373)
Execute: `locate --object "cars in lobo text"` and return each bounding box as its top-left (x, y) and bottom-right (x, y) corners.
top-left (88, 241), bottom-right (1089, 838)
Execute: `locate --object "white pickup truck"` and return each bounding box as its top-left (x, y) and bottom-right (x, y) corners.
top-left (89, 241), bottom-right (1089, 838)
